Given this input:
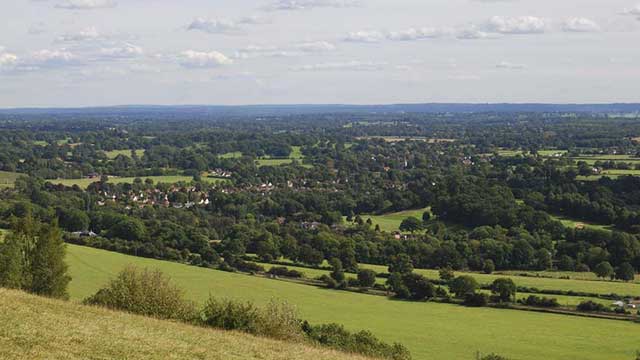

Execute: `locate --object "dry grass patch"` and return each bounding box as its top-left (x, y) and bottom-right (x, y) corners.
top-left (0, 288), bottom-right (370, 360)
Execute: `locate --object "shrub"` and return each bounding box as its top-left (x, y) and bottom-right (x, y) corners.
top-left (267, 266), bottom-right (303, 278)
top-left (84, 266), bottom-right (196, 321)
top-left (357, 269), bottom-right (377, 288)
top-left (480, 354), bottom-right (511, 360)
top-left (402, 273), bottom-right (435, 300)
top-left (235, 260), bottom-right (265, 274)
top-left (199, 297), bottom-right (304, 342)
top-left (463, 292), bottom-right (488, 307)
top-left (304, 322), bottom-right (411, 360)
top-left (490, 278), bottom-right (517, 303)
top-left (577, 300), bottom-right (608, 312)
top-left (483, 260), bottom-right (496, 274)
top-left (450, 275), bottom-right (479, 298)
top-left (519, 295), bottom-right (559, 308)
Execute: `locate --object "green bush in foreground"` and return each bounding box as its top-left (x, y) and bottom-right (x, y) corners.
top-left (85, 266), bottom-right (411, 360)
top-left (84, 266), bottom-right (197, 321)
top-left (303, 322), bottom-right (411, 360)
top-left (200, 297), bottom-right (304, 342)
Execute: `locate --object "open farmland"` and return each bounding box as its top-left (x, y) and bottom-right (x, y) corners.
top-left (66, 245), bottom-right (640, 360)
top-left (104, 149), bottom-right (146, 159)
top-left (344, 208), bottom-right (431, 232)
top-left (47, 175), bottom-right (228, 189)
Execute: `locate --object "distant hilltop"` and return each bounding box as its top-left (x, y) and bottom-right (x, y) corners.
top-left (1, 103), bottom-right (640, 116)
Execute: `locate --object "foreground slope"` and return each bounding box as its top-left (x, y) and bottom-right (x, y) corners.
top-left (0, 289), bottom-right (369, 360)
top-left (66, 244), bottom-right (640, 360)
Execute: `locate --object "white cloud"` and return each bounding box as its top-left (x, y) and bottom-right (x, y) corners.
top-left (99, 43), bottom-right (143, 59)
top-left (187, 16), bottom-right (268, 34)
top-left (55, 0), bottom-right (117, 10)
top-left (456, 27), bottom-right (498, 40)
top-left (484, 16), bottom-right (549, 34)
top-left (387, 27), bottom-right (448, 41)
top-left (0, 47), bottom-right (19, 70)
top-left (292, 60), bottom-right (386, 71)
top-left (344, 30), bottom-right (385, 43)
top-left (179, 50), bottom-right (233, 68)
top-left (294, 41), bottom-right (336, 52)
top-left (57, 26), bottom-right (101, 42)
top-left (30, 49), bottom-right (77, 66)
top-left (496, 61), bottom-right (526, 69)
top-left (270, 0), bottom-right (359, 10)
top-left (562, 17), bottom-right (601, 32)
top-left (621, 4), bottom-right (640, 20)
top-left (235, 41), bottom-right (335, 59)
top-left (344, 28), bottom-right (447, 43)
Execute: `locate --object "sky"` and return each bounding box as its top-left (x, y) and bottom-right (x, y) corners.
top-left (0, 0), bottom-right (639, 107)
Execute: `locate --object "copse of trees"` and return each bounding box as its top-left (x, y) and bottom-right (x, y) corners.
top-left (0, 215), bottom-right (70, 299)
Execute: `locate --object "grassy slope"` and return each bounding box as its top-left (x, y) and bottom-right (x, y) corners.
top-left (0, 171), bottom-right (21, 189)
top-left (66, 245), bottom-right (640, 360)
top-left (0, 289), bottom-right (367, 360)
top-left (104, 149), bottom-right (146, 159)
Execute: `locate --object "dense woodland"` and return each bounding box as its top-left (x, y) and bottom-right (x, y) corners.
top-left (1, 109), bottom-right (640, 279)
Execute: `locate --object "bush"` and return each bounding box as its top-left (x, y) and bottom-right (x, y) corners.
top-left (463, 292), bottom-right (488, 307)
top-left (84, 266), bottom-right (196, 321)
top-left (577, 300), bottom-right (608, 312)
top-left (235, 260), bottom-right (265, 274)
top-left (267, 266), bottom-right (303, 278)
top-left (304, 322), bottom-right (411, 360)
top-left (490, 278), bottom-right (517, 303)
top-left (480, 354), bottom-right (511, 360)
top-left (199, 297), bottom-right (304, 342)
top-left (519, 295), bottom-right (559, 308)
top-left (450, 275), bottom-right (479, 298)
top-left (357, 269), bottom-right (377, 288)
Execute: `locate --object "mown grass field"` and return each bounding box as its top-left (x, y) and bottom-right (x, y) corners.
top-left (0, 289), bottom-right (365, 360)
top-left (0, 171), bottom-right (21, 189)
top-left (48, 175), bottom-right (228, 189)
top-left (104, 149), bottom-right (146, 159)
top-left (255, 261), bottom-right (613, 306)
top-left (345, 208), bottom-right (431, 233)
top-left (66, 245), bottom-right (640, 360)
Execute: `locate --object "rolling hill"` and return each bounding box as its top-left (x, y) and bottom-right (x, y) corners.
top-left (65, 244), bottom-right (640, 360)
top-left (0, 288), bottom-right (370, 360)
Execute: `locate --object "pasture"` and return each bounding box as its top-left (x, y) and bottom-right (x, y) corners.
top-left (48, 175), bottom-right (228, 189)
top-left (65, 245), bottom-right (640, 360)
top-left (104, 149), bottom-right (145, 159)
top-left (345, 207), bottom-right (431, 232)
top-left (0, 171), bottom-right (21, 189)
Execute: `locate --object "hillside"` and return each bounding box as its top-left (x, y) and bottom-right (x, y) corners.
top-left (65, 244), bottom-right (640, 360)
top-left (0, 288), bottom-right (369, 360)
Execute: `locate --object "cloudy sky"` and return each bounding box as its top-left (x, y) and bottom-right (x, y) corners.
top-left (1, 0), bottom-right (639, 107)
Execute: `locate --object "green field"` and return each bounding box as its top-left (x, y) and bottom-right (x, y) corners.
top-left (66, 245), bottom-right (640, 360)
top-left (220, 151), bottom-right (243, 159)
top-left (359, 263), bottom-right (640, 297)
top-left (104, 149), bottom-right (145, 159)
top-left (548, 213), bottom-right (612, 231)
top-left (0, 171), bottom-right (21, 189)
top-left (346, 207), bottom-right (431, 233)
top-left (48, 175), bottom-right (228, 189)
top-left (255, 261), bottom-right (612, 307)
